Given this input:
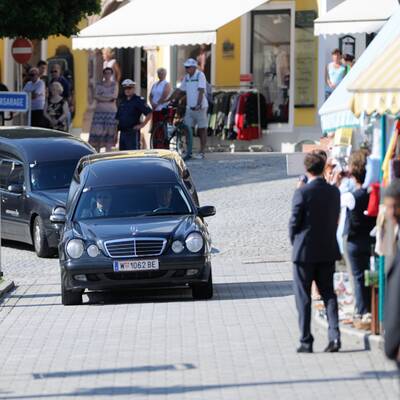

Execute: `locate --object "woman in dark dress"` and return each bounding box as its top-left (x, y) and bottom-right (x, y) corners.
top-left (43, 82), bottom-right (69, 132)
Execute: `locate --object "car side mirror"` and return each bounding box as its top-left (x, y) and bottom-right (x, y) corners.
top-left (7, 184), bottom-right (23, 194)
top-left (50, 206), bottom-right (66, 224)
top-left (198, 205), bottom-right (216, 218)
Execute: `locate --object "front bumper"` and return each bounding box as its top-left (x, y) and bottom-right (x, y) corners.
top-left (61, 254), bottom-right (211, 291)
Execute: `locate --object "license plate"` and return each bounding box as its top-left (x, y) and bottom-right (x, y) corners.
top-left (113, 259), bottom-right (159, 272)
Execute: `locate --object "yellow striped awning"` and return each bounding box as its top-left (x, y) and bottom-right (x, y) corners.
top-left (349, 37), bottom-right (400, 117)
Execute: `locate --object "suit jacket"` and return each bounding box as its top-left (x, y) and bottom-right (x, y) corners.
top-left (289, 177), bottom-right (341, 263)
top-left (384, 249), bottom-right (400, 361)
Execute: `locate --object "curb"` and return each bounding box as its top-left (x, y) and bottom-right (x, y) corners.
top-left (0, 279), bottom-right (15, 301)
top-left (314, 309), bottom-right (384, 353)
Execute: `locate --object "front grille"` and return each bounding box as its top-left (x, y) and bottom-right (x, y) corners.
top-left (104, 271), bottom-right (167, 280)
top-left (104, 238), bottom-right (166, 258)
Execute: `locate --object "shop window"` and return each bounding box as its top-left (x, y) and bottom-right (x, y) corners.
top-left (173, 44), bottom-right (212, 87)
top-left (251, 10), bottom-right (291, 123)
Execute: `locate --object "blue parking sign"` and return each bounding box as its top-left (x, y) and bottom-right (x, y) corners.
top-left (0, 92), bottom-right (29, 112)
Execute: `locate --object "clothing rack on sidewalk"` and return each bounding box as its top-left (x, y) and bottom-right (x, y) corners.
top-left (210, 85), bottom-right (263, 140)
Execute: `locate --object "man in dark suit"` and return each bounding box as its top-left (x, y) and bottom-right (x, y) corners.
top-left (289, 151), bottom-right (341, 353)
top-left (383, 180), bottom-right (400, 371)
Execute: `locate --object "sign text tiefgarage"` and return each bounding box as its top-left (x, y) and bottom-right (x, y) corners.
top-left (0, 92), bottom-right (29, 112)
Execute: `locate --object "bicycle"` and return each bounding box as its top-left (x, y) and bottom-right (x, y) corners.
top-left (150, 106), bottom-right (192, 161)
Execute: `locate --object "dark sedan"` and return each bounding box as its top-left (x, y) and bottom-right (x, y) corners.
top-left (54, 154), bottom-right (216, 305)
top-left (0, 127), bottom-right (95, 257)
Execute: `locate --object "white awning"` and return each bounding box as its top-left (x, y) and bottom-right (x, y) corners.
top-left (73, 0), bottom-right (270, 50)
top-left (319, 7), bottom-right (400, 133)
top-left (314, 0), bottom-right (399, 36)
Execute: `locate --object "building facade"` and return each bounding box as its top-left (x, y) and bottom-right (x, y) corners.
top-left (0, 0), bottom-right (370, 150)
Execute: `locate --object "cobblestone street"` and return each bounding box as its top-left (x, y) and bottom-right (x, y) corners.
top-left (0, 153), bottom-right (398, 399)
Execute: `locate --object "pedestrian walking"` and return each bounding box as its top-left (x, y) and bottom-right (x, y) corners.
top-left (289, 151), bottom-right (341, 353)
top-left (23, 67), bottom-right (46, 128)
top-left (43, 82), bottom-right (69, 132)
top-left (383, 180), bottom-right (400, 372)
top-left (88, 67), bottom-right (119, 152)
top-left (115, 79), bottom-right (152, 150)
top-left (172, 58), bottom-right (209, 159)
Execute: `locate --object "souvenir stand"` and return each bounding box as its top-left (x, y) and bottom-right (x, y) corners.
top-left (348, 35), bottom-right (400, 332)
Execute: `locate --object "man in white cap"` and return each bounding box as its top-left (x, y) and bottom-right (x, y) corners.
top-left (116, 79), bottom-right (152, 150)
top-left (173, 58), bottom-right (209, 159)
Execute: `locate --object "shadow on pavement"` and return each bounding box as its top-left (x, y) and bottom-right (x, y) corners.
top-left (33, 363), bottom-right (196, 380)
top-left (1, 370), bottom-right (398, 399)
top-left (1, 280), bottom-right (294, 307)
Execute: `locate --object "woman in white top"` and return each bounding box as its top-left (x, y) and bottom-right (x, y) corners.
top-left (102, 48), bottom-right (121, 83)
top-left (150, 68), bottom-right (171, 112)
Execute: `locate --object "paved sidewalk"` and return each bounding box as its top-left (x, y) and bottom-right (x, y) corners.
top-left (0, 153), bottom-right (398, 399)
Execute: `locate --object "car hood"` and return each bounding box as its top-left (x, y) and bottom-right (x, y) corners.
top-left (72, 215), bottom-right (198, 242)
top-left (33, 189), bottom-right (68, 206)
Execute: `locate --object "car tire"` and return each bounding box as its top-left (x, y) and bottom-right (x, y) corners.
top-left (61, 280), bottom-right (83, 306)
top-left (192, 270), bottom-right (213, 300)
top-left (32, 216), bottom-right (54, 258)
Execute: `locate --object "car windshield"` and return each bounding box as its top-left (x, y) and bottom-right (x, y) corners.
top-left (30, 160), bottom-right (79, 190)
top-left (74, 183), bottom-right (193, 220)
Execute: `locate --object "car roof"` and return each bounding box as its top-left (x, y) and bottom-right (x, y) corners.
top-left (84, 157), bottom-right (180, 187)
top-left (77, 150), bottom-right (187, 176)
top-left (0, 127), bottom-right (94, 163)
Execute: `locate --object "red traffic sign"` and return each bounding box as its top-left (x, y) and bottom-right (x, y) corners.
top-left (12, 38), bottom-right (33, 64)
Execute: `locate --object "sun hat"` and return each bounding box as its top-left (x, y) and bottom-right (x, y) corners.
top-left (183, 58), bottom-right (198, 68)
top-left (121, 79), bottom-right (136, 87)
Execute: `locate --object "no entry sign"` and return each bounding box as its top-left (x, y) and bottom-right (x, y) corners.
top-left (12, 38), bottom-right (33, 64)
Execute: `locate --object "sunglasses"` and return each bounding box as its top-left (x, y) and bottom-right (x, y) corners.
top-left (50, 70), bottom-right (59, 73)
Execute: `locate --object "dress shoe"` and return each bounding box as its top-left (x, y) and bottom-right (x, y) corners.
top-left (324, 340), bottom-right (341, 352)
top-left (297, 343), bottom-right (313, 353)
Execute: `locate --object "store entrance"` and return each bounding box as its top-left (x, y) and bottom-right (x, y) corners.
top-left (251, 10), bottom-right (291, 124)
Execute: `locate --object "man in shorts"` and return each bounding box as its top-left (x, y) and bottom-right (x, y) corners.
top-left (173, 58), bottom-right (209, 159)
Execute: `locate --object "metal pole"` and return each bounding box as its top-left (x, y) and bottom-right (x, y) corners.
top-left (378, 114), bottom-right (387, 329)
top-left (27, 92), bottom-right (31, 127)
top-left (0, 191), bottom-right (2, 278)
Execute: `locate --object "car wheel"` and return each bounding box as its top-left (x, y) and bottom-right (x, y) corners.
top-left (32, 216), bottom-right (54, 258)
top-left (61, 280), bottom-right (83, 306)
top-left (192, 270), bottom-right (213, 300)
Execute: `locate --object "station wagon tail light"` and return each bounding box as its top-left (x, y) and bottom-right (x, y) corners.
top-left (87, 244), bottom-right (100, 258)
top-left (66, 239), bottom-right (85, 259)
top-left (172, 240), bottom-right (184, 254)
top-left (185, 233), bottom-right (204, 253)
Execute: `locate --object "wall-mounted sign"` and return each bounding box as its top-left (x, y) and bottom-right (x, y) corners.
top-left (339, 35), bottom-right (356, 57)
top-left (222, 40), bottom-right (235, 58)
top-left (295, 10), bottom-right (317, 108)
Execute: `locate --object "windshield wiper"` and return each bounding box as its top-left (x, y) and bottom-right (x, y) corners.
top-left (146, 210), bottom-right (190, 216)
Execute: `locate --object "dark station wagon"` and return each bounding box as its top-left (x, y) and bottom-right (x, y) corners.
top-left (0, 127), bottom-right (95, 257)
top-left (53, 153), bottom-right (216, 305)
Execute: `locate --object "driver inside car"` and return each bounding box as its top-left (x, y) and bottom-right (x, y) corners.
top-left (154, 187), bottom-right (173, 211)
top-left (82, 191), bottom-right (112, 218)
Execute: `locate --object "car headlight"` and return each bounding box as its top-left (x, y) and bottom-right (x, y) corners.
top-left (87, 244), bottom-right (100, 258)
top-left (185, 232), bottom-right (204, 253)
top-left (172, 240), bottom-right (184, 253)
top-left (66, 239), bottom-right (85, 259)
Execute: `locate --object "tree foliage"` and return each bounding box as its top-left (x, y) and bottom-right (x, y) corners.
top-left (0, 0), bottom-right (101, 39)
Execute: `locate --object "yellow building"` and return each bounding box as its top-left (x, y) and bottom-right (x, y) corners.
top-left (1, 0), bottom-right (330, 150)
